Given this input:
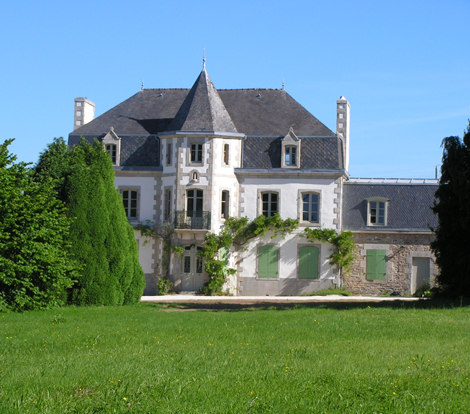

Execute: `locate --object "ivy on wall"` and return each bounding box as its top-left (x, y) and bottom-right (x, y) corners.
top-left (303, 228), bottom-right (356, 283)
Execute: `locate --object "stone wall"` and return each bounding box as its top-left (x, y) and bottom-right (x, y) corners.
top-left (344, 232), bottom-right (438, 296)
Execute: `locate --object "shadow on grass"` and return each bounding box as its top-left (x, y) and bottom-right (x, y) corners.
top-left (143, 297), bottom-right (470, 312)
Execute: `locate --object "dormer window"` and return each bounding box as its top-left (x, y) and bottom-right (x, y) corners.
top-left (106, 144), bottom-right (117, 164)
top-left (285, 146), bottom-right (297, 166)
top-left (281, 127), bottom-right (300, 168)
top-left (367, 197), bottom-right (389, 226)
top-left (102, 127), bottom-right (121, 166)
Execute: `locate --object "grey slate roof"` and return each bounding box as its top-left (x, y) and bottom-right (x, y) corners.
top-left (168, 69), bottom-right (238, 133)
top-left (70, 74), bottom-right (334, 137)
top-left (69, 69), bottom-right (338, 168)
top-left (342, 182), bottom-right (438, 231)
top-left (242, 136), bottom-right (343, 170)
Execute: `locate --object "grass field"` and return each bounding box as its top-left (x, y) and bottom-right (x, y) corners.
top-left (1, 300), bottom-right (469, 413)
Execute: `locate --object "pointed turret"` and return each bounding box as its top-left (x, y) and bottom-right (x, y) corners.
top-left (168, 67), bottom-right (238, 133)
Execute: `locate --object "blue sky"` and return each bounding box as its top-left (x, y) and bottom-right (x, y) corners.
top-left (1, 0), bottom-right (468, 178)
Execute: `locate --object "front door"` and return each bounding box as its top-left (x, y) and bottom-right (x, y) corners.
top-left (411, 257), bottom-right (431, 294)
top-left (181, 246), bottom-right (205, 291)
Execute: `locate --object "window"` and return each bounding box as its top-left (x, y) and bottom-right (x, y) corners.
top-left (302, 193), bottom-right (319, 223)
top-left (122, 190), bottom-right (138, 219)
top-left (281, 128), bottom-right (300, 168)
top-left (164, 189), bottom-right (172, 221)
top-left (166, 143), bottom-right (172, 165)
top-left (285, 146), bottom-right (297, 166)
top-left (221, 191), bottom-right (229, 219)
top-left (258, 246), bottom-right (278, 278)
top-left (339, 113), bottom-right (344, 119)
top-left (187, 189), bottom-right (203, 217)
top-left (106, 144), bottom-right (117, 165)
top-left (76, 111), bottom-right (82, 117)
top-left (367, 198), bottom-right (388, 226)
top-left (75, 120), bottom-right (82, 126)
top-left (262, 192), bottom-right (278, 217)
top-left (299, 246), bottom-right (319, 279)
top-left (366, 249), bottom-right (386, 281)
top-left (220, 247), bottom-right (228, 265)
top-left (190, 143), bottom-right (203, 163)
top-left (223, 144), bottom-right (229, 165)
top-left (76, 102), bottom-right (82, 107)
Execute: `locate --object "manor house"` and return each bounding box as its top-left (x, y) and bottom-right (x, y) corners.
top-left (69, 64), bottom-right (438, 296)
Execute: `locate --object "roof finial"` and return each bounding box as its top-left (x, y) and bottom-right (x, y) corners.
top-left (282, 79), bottom-right (285, 90)
top-left (203, 47), bottom-right (206, 70)
top-left (141, 80), bottom-right (144, 91)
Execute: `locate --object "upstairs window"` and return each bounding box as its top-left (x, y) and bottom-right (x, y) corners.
top-left (190, 143), bottom-right (203, 163)
top-left (166, 143), bottom-right (172, 165)
top-left (285, 146), bottom-right (297, 166)
top-left (122, 190), bottom-right (138, 220)
top-left (223, 144), bottom-right (229, 165)
top-left (106, 144), bottom-right (117, 165)
top-left (221, 191), bottom-right (229, 219)
top-left (367, 198), bottom-right (388, 226)
top-left (262, 192), bottom-right (278, 217)
top-left (302, 193), bottom-right (319, 223)
top-left (164, 189), bottom-right (172, 221)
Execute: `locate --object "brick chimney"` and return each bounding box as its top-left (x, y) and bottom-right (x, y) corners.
top-left (336, 96), bottom-right (350, 172)
top-left (74, 97), bottom-right (95, 130)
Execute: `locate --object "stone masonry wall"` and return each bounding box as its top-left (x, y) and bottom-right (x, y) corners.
top-left (344, 232), bottom-right (437, 296)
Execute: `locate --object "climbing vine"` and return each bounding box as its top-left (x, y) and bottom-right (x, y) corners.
top-left (304, 228), bottom-right (356, 282)
top-left (135, 221), bottom-right (184, 294)
top-left (200, 214), bottom-right (299, 295)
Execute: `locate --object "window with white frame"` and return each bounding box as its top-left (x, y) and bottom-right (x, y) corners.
top-left (285, 146), bottom-right (297, 166)
top-left (262, 192), bottom-right (278, 217)
top-left (190, 143), bottom-right (203, 163)
top-left (122, 189), bottom-right (138, 220)
top-left (302, 193), bottom-right (320, 223)
top-left (221, 191), bottom-right (229, 219)
top-left (367, 198), bottom-right (388, 226)
top-left (106, 144), bottom-right (117, 165)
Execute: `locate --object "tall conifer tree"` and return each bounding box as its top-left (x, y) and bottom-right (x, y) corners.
top-left (432, 121), bottom-right (470, 296)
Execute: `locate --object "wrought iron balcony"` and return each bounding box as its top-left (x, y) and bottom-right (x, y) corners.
top-left (174, 210), bottom-right (211, 230)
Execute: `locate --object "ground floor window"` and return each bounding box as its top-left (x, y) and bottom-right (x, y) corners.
top-left (298, 246), bottom-right (319, 279)
top-left (258, 245), bottom-right (278, 278)
top-left (121, 189), bottom-right (138, 219)
top-left (366, 249), bottom-right (386, 281)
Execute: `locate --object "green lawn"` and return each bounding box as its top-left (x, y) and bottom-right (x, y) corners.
top-left (1, 301), bottom-right (469, 413)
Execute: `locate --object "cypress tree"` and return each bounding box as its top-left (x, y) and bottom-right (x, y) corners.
top-left (35, 138), bottom-right (145, 305)
top-left (432, 121), bottom-right (470, 296)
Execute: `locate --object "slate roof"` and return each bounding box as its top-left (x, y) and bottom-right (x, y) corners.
top-left (242, 136), bottom-right (343, 170)
top-left (342, 182), bottom-right (438, 231)
top-left (69, 69), bottom-right (338, 169)
top-left (168, 69), bottom-right (238, 133)
top-left (70, 72), bottom-right (334, 137)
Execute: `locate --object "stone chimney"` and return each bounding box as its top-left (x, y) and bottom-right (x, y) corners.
top-left (336, 96), bottom-right (350, 172)
top-left (74, 97), bottom-right (95, 130)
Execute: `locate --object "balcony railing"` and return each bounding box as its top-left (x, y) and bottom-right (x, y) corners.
top-left (174, 210), bottom-right (211, 230)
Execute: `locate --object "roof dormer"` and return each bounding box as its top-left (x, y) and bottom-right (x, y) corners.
top-left (103, 127), bottom-right (121, 166)
top-left (281, 127), bottom-right (301, 168)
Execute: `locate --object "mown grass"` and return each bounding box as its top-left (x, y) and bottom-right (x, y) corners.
top-left (1, 301), bottom-right (469, 413)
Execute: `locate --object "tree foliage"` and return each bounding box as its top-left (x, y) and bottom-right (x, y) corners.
top-left (35, 138), bottom-right (145, 305)
top-left (0, 139), bottom-right (78, 311)
top-left (431, 121), bottom-right (470, 296)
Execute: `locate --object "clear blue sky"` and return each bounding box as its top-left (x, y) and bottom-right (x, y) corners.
top-left (1, 0), bottom-right (468, 178)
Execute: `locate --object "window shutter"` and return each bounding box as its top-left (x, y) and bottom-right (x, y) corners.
top-left (220, 247), bottom-right (228, 265)
top-left (366, 249), bottom-right (386, 281)
top-left (299, 246), bottom-right (319, 279)
top-left (259, 246), bottom-right (278, 278)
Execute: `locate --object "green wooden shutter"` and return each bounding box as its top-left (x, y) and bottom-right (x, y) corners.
top-left (220, 247), bottom-right (228, 265)
top-left (366, 249), bottom-right (386, 281)
top-left (299, 246), bottom-right (319, 279)
top-left (259, 246), bottom-right (278, 278)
